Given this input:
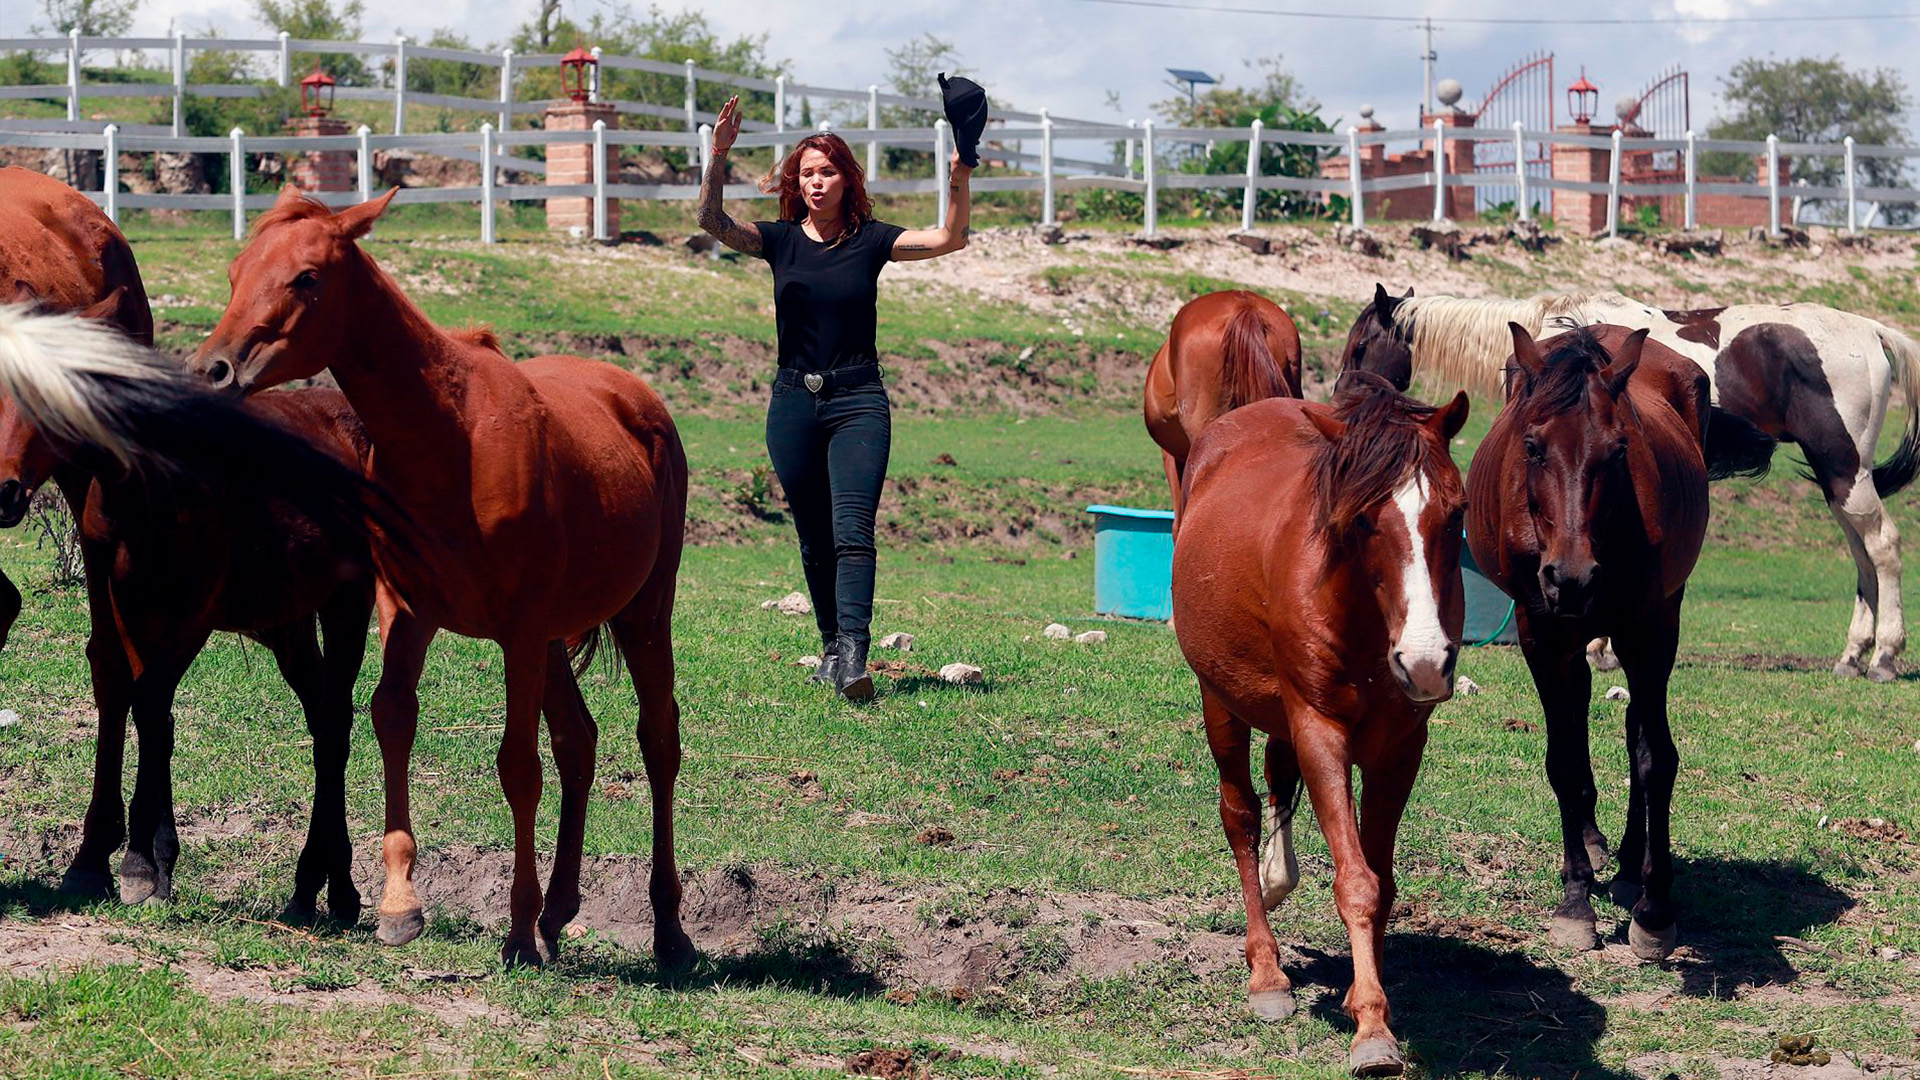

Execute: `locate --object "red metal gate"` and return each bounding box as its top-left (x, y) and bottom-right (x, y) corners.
top-left (1471, 52), bottom-right (1554, 215)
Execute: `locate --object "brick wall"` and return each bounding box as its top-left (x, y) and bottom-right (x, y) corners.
top-left (546, 100), bottom-right (619, 237)
top-left (289, 115), bottom-right (352, 193)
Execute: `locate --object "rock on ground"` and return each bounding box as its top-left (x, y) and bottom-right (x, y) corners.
top-left (877, 632), bottom-right (915, 652)
top-left (1073, 630), bottom-right (1107, 645)
top-left (761, 591), bottom-right (812, 616)
top-left (939, 663), bottom-right (984, 685)
top-left (1043, 623), bottom-right (1071, 640)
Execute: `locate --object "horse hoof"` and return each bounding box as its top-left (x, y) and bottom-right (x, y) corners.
top-left (500, 939), bottom-right (544, 969)
top-left (1868, 657), bottom-right (1900, 683)
top-left (1248, 988), bottom-right (1295, 1022)
top-left (118, 874), bottom-right (167, 906)
top-left (1548, 915), bottom-right (1599, 951)
top-left (1833, 658), bottom-right (1865, 679)
top-left (1349, 1037), bottom-right (1405, 1078)
top-left (329, 889), bottom-right (363, 928)
top-left (1628, 917), bottom-right (1677, 962)
top-left (655, 925), bottom-right (696, 972)
top-left (280, 897), bottom-right (320, 925)
top-left (1609, 877), bottom-right (1644, 910)
top-left (376, 909), bottom-right (425, 947)
top-left (59, 866), bottom-right (113, 899)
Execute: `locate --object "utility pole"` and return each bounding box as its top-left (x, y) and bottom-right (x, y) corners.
top-left (1419, 16), bottom-right (1437, 121)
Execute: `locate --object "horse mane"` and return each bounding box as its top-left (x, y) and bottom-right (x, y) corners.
top-left (249, 192), bottom-right (335, 237)
top-left (1511, 326), bottom-right (1617, 416)
top-left (1311, 371), bottom-right (1444, 537)
top-left (1396, 293), bottom-right (1625, 398)
top-left (450, 325), bottom-right (505, 355)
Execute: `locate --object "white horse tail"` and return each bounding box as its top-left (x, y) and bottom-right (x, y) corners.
top-left (0, 302), bottom-right (180, 469)
top-left (1871, 321), bottom-right (1920, 498)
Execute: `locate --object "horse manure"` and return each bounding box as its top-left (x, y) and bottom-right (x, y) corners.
top-left (1814, 1052), bottom-right (1831, 1065)
top-left (1772, 1051), bottom-right (1788, 1064)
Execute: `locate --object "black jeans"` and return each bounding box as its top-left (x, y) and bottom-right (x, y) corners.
top-left (765, 375), bottom-right (892, 645)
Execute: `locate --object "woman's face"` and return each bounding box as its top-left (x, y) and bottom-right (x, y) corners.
top-left (797, 147), bottom-right (846, 219)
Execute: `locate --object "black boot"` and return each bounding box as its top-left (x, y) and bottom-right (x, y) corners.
top-left (807, 635), bottom-right (841, 685)
top-left (834, 632), bottom-right (874, 702)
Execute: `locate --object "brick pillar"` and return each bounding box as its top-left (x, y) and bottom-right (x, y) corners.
top-left (545, 100), bottom-right (619, 237)
top-left (289, 114), bottom-right (353, 192)
top-left (1551, 121), bottom-right (1612, 237)
top-left (1423, 108), bottom-right (1477, 221)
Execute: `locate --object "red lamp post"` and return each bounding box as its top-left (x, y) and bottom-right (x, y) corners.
top-left (560, 47), bottom-right (597, 104)
top-left (299, 63), bottom-right (336, 118)
top-left (1567, 68), bottom-right (1598, 126)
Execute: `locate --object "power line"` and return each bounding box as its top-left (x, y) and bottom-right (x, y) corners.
top-left (1070, 0), bottom-right (1920, 26)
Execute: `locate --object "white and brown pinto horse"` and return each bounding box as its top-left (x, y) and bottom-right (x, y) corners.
top-left (1174, 373), bottom-right (1468, 1077)
top-left (1342, 286), bottom-right (1920, 681)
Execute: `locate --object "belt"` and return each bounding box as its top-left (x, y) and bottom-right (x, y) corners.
top-left (776, 364), bottom-right (882, 394)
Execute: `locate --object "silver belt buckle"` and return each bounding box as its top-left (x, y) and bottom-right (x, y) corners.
top-left (803, 372), bottom-right (825, 394)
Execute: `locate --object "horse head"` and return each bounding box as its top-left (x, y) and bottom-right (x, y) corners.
top-left (1307, 373), bottom-right (1470, 702)
top-left (190, 186), bottom-right (399, 396)
top-left (1337, 283), bottom-right (1415, 393)
top-left (1504, 322), bottom-right (1648, 619)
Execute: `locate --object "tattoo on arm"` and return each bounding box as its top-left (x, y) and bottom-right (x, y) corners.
top-left (897, 242), bottom-right (936, 252)
top-left (696, 155), bottom-right (761, 255)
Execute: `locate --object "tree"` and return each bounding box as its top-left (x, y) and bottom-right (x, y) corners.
top-left (530, 0), bottom-right (562, 50)
top-left (1707, 55), bottom-right (1909, 211)
top-left (32, 0), bottom-right (140, 37)
top-left (251, 0), bottom-right (369, 84)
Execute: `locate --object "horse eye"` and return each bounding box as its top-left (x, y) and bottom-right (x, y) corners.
top-left (292, 270), bottom-right (319, 291)
top-left (1524, 438), bottom-right (1545, 463)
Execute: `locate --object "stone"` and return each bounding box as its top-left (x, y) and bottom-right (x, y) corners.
top-left (938, 663), bottom-right (984, 685)
top-left (1035, 223), bottom-right (1066, 245)
top-left (1410, 221), bottom-right (1469, 261)
top-left (1454, 675), bottom-right (1481, 696)
top-left (565, 922), bottom-right (588, 940)
top-left (154, 151), bottom-right (209, 194)
top-left (877, 632), bottom-right (915, 652)
top-left (1062, 550), bottom-right (1077, 560)
top-left (1506, 218), bottom-right (1558, 252)
top-left (1132, 232), bottom-right (1182, 250)
top-left (0, 709), bottom-right (16, 728)
top-left (685, 233), bottom-right (718, 254)
top-left (761, 591), bottom-right (812, 616)
top-left (1594, 236), bottom-right (1635, 252)
top-left (1073, 630), bottom-right (1107, 645)
top-left (1043, 623), bottom-right (1071, 640)
top-left (1229, 231), bottom-right (1273, 255)
top-left (1604, 686), bottom-right (1630, 702)
top-left (1334, 223), bottom-right (1383, 257)
top-left (1880, 946), bottom-right (1904, 961)
top-left (1653, 229), bottom-right (1723, 257)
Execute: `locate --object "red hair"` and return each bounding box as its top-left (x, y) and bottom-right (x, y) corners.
top-left (762, 133), bottom-right (874, 238)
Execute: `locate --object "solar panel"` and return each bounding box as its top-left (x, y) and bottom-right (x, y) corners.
top-left (1165, 68), bottom-right (1218, 85)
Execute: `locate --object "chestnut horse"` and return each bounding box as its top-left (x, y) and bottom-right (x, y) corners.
top-left (189, 188), bottom-right (690, 968)
top-left (1174, 373), bottom-right (1469, 1077)
top-left (1466, 324), bottom-right (1769, 960)
top-left (1144, 290), bottom-right (1300, 526)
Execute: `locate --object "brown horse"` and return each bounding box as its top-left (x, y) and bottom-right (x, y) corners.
top-left (1174, 373), bottom-right (1468, 1077)
top-left (1466, 324), bottom-right (1769, 959)
top-left (1144, 289), bottom-right (1300, 526)
top-left (188, 187), bottom-right (691, 968)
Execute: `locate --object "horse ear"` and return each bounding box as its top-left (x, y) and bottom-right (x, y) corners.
top-left (1430, 390), bottom-right (1470, 441)
top-left (1603, 328), bottom-right (1648, 397)
top-left (1507, 321), bottom-right (1545, 380)
top-left (78, 286), bottom-right (127, 324)
top-left (1306, 406), bottom-right (1347, 444)
top-left (272, 184), bottom-right (310, 213)
top-left (1373, 283), bottom-right (1402, 325)
top-left (1401, 286), bottom-right (1414, 298)
top-left (331, 187), bottom-right (400, 241)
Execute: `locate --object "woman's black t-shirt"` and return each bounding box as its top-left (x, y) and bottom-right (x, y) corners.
top-left (756, 218), bottom-right (906, 372)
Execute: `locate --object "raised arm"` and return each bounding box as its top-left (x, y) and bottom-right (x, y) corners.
top-left (697, 95), bottom-right (762, 256)
top-left (892, 150), bottom-right (971, 262)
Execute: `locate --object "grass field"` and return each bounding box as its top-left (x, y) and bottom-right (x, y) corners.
top-left (5, 211), bottom-right (1920, 1078)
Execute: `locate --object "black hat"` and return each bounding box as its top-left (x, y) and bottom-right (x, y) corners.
top-left (938, 72), bottom-right (988, 168)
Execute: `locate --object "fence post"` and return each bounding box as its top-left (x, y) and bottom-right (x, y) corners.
top-left (1240, 117), bottom-right (1261, 232)
top-left (277, 30), bottom-right (290, 87)
top-left (357, 124), bottom-right (372, 201)
top-left (1125, 119), bottom-right (1136, 178)
top-left (1431, 118), bottom-right (1445, 222)
top-left (1684, 129), bottom-right (1697, 230)
top-left (589, 47), bottom-right (601, 102)
top-left (1845, 135), bottom-right (1858, 234)
top-left (592, 118), bottom-right (609, 243)
top-left (1606, 127), bottom-right (1622, 238)
top-left (774, 73), bottom-right (787, 162)
top-left (934, 119), bottom-right (951, 228)
top-left (867, 84), bottom-right (879, 179)
top-left (1512, 120), bottom-right (1529, 222)
top-left (479, 123), bottom-right (495, 244)
top-left (66, 27), bottom-right (79, 123)
top-left (392, 37), bottom-right (408, 135)
top-left (230, 126), bottom-right (246, 241)
top-left (1040, 109), bottom-right (1056, 226)
top-left (1143, 119), bottom-right (1158, 237)
top-left (1766, 133), bottom-right (1781, 237)
top-left (171, 31), bottom-right (185, 138)
top-left (499, 49), bottom-right (515, 133)
top-left (1347, 124), bottom-right (1364, 229)
top-left (102, 124), bottom-right (118, 222)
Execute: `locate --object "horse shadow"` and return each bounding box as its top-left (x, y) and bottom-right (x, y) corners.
top-left (562, 929), bottom-right (888, 999)
top-left (1298, 934), bottom-right (1633, 1080)
top-left (1659, 855), bottom-right (1854, 999)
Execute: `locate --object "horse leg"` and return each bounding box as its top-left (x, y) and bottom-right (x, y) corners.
top-left (371, 606), bottom-right (436, 947)
top-left (315, 582), bottom-right (372, 923)
top-left (1346, 738), bottom-right (1427, 1078)
top-left (1833, 473), bottom-right (1905, 681)
top-left (1260, 734), bottom-right (1303, 911)
top-left (59, 620), bottom-right (135, 897)
top-left (1517, 614), bottom-right (1603, 951)
top-left (1611, 697), bottom-right (1647, 912)
top-left (611, 581), bottom-right (694, 971)
top-left (1612, 593), bottom-right (1683, 961)
top-left (536, 640), bottom-right (598, 959)
top-left (0, 566), bottom-right (17, 651)
top-left (1292, 714), bottom-right (1398, 1073)
top-left (1822, 493), bottom-right (1879, 678)
top-left (119, 648), bottom-right (201, 905)
top-left (257, 618), bottom-right (332, 921)
top-left (1201, 686), bottom-right (1291, 1020)
top-left (1162, 449), bottom-right (1186, 535)
top-left (496, 638), bottom-right (550, 967)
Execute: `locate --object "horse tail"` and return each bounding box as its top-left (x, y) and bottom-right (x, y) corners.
top-left (566, 623), bottom-right (621, 678)
top-left (1703, 406), bottom-right (1776, 482)
top-left (1221, 296), bottom-right (1286, 410)
top-left (0, 302), bottom-right (411, 558)
top-left (1871, 322), bottom-right (1920, 498)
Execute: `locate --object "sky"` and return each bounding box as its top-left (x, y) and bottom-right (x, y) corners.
top-left (8, 0), bottom-right (1919, 140)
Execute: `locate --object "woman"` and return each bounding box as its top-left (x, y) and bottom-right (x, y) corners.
top-left (699, 95), bottom-right (972, 701)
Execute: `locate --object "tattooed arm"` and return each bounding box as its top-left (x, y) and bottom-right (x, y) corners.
top-left (891, 149), bottom-right (972, 262)
top-left (697, 95), bottom-right (762, 256)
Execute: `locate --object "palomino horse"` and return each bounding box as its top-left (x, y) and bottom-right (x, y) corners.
top-left (1144, 289), bottom-right (1300, 526)
top-left (1466, 324), bottom-right (1770, 959)
top-left (1174, 373), bottom-right (1468, 1077)
top-left (189, 188), bottom-right (691, 968)
top-left (0, 166), bottom-right (380, 919)
top-left (1344, 286), bottom-right (1920, 680)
